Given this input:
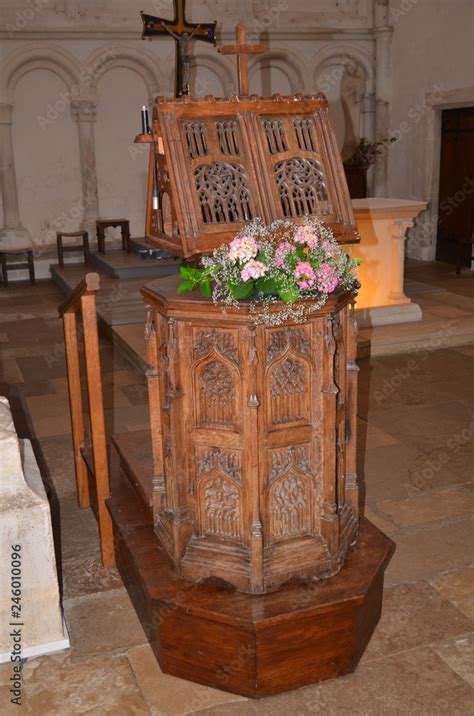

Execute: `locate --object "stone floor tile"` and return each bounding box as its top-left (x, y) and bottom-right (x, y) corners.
top-left (22, 652), bottom-right (150, 715)
top-left (384, 518), bottom-right (474, 585)
top-left (64, 590), bottom-right (147, 658)
top-left (38, 434), bottom-right (77, 501)
top-left (0, 357), bottom-right (24, 384)
top-left (57, 497), bottom-right (123, 598)
top-left (431, 569), bottom-right (474, 622)
top-left (376, 486), bottom-right (474, 527)
top-left (356, 418), bottom-right (398, 451)
top-left (363, 506), bottom-right (397, 534)
top-left (363, 583), bottom-right (474, 661)
top-left (432, 633), bottom-right (474, 687)
top-left (360, 442), bottom-right (443, 504)
top-left (367, 400), bottom-right (474, 454)
top-left (0, 685), bottom-right (31, 715)
top-left (127, 644), bottom-right (246, 716)
top-left (191, 648), bottom-right (474, 715)
top-left (415, 438), bottom-right (474, 483)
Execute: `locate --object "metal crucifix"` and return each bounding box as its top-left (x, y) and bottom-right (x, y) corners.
top-left (141, 1), bottom-right (217, 98)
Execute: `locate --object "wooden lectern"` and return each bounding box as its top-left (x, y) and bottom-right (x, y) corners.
top-left (107, 47), bottom-right (394, 697)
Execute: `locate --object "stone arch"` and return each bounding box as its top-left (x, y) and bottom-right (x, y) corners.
top-left (249, 49), bottom-right (306, 95)
top-left (190, 52), bottom-right (236, 97)
top-left (312, 44), bottom-right (375, 95)
top-left (0, 44), bottom-right (83, 102)
top-left (85, 45), bottom-right (163, 98)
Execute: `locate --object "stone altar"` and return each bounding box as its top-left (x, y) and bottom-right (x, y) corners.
top-left (0, 397), bottom-right (69, 663)
top-left (351, 198), bottom-right (428, 327)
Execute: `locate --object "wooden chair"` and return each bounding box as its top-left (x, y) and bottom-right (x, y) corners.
top-left (96, 219), bottom-right (131, 254)
top-left (456, 230), bottom-right (474, 275)
top-left (58, 273), bottom-right (115, 567)
top-left (56, 231), bottom-right (90, 268)
top-left (0, 249), bottom-right (35, 288)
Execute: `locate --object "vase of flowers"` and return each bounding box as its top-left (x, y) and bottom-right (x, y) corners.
top-left (344, 137), bottom-right (397, 199)
top-left (177, 218), bottom-right (360, 327)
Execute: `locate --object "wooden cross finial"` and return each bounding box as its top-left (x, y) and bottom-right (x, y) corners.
top-left (218, 23), bottom-right (267, 97)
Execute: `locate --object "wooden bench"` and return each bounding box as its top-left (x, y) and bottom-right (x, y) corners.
top-left (56, 231), bottom-right (90, 268)
top-left (96, 219), bottom-right (131, 254)
top-left (0, 248), bottom-right (35, 288)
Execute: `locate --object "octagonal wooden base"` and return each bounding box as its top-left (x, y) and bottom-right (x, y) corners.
top-left (107, 438), bottom-right (395, 699)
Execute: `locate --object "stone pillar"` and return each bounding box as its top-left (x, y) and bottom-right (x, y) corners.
top-left (389, 218), bottom-right (414, 304)
top-left (373, 0), bottom-right (393, 197)
top-left (0, 103), bottom-right (31, 249)
top-left (362, 93), bottom-right (376, 195)
top-left (71, 100), bottom-right (99, 235)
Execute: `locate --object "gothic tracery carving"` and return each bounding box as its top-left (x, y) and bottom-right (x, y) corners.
top-left (275, 157), bottom-right (329, 217)
top-left (198, 448), bottom-right (241, 482)
top-left (270, 474), bottom-right (308, 538)
top-left (193, 329), bottom-right (239, 366)
top-left (202, 477), bottom-right (241, 539)
top-left (270, 358), bottom-right (305, 398)
top-left (194, 161), bottom-right (253, 224)
top-left (267, 327), bottom-right (311, 364)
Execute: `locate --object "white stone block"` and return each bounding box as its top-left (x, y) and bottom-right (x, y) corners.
top-left (0, 397), bottom-right (69, 663)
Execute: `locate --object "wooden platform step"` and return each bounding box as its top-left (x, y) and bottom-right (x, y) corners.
top-left (106, 431), bottom-right (395, 698)
top-left (89, 250), bottom-right (179, 280)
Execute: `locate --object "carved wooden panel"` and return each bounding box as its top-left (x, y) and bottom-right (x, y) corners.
top-left (265, 325), bottom-right (313, 428)
top-left (142, 279), bottom-right (359, 594)
top-left (266, 445), bottom-right (315, 543)
top-left (146, 95), bottom-right (358, 256)
top-left (199, 476), bottom-right (242, 540)
top-left (194, 161), bottom-right (253, 224)
top-left (192, 327), bottom-right (242, 430)
top-left (194, 359), bottom-right (237, 428)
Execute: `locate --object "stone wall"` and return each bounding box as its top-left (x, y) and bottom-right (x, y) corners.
top-left (0, 0), bottom-right (380, 250)
top-left (0, 0), bottom-right (471, 260)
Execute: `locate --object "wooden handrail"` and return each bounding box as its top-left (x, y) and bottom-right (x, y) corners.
top-left (58, 272), bottom-right (100, 316)
top-left (59, 273), bottom-right (115, 567)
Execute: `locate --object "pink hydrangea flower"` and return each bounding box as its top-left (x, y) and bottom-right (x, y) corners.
top-left (229, 235), bottom-right (258, 263)
top-left (294, 261), bottom-right (316, 290)
top-left (275, 241), bottom-right (296, 268)
top-left (241, 259), bottom-right (268, 282)
top-left (316, 263), bottom-right (340, 293)
top-left (295, 226), bottom-right (319, 249)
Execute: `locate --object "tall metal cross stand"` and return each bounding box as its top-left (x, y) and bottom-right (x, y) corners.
top-left (141, 0), bottom-right (217, 98)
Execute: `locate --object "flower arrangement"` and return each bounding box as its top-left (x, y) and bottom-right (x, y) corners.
top-left (178, 218), bottom-right (360, 327)
top-left (344, 136), bottom-right (397, 171)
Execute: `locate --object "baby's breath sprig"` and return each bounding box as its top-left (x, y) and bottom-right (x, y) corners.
top-left (177, 217), bottom-right (361, 326)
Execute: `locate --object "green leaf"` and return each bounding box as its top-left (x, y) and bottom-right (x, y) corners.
top-left (177, 280), bottom-right (196, 294)
top-left (256, 276), bottom-right (279, 295)
top-left (229, 281), bottom-right (255, 300)
top-left (278, 285), bottom-right (300, 304)
top-left (200, 278), bottom-right (212, 298)
top-left (179, 265), bottom-right (203, 280)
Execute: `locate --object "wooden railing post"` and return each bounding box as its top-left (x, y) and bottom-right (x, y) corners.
top-left (59, 272), bottom-right (115, 568)
top-left (63, 311), bottom-right (90, 508)
top-left (81, 292), bottom-right (115, 567)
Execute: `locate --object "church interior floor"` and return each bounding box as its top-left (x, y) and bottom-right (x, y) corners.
top-left (0, 267), bottom-right (473, 715)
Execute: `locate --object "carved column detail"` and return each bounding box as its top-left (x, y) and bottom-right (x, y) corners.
top-left (389, 219), bottom-right (415, 303)
top-left (373, 0), bottom-right (393, 197)
top-left (71, 100), bottom-right (99, 232)
top-left (0, 103), bottom-right (31, 248)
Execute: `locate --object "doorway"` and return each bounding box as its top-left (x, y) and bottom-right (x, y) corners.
top-left (436, 107), bottom-right (474, 266)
